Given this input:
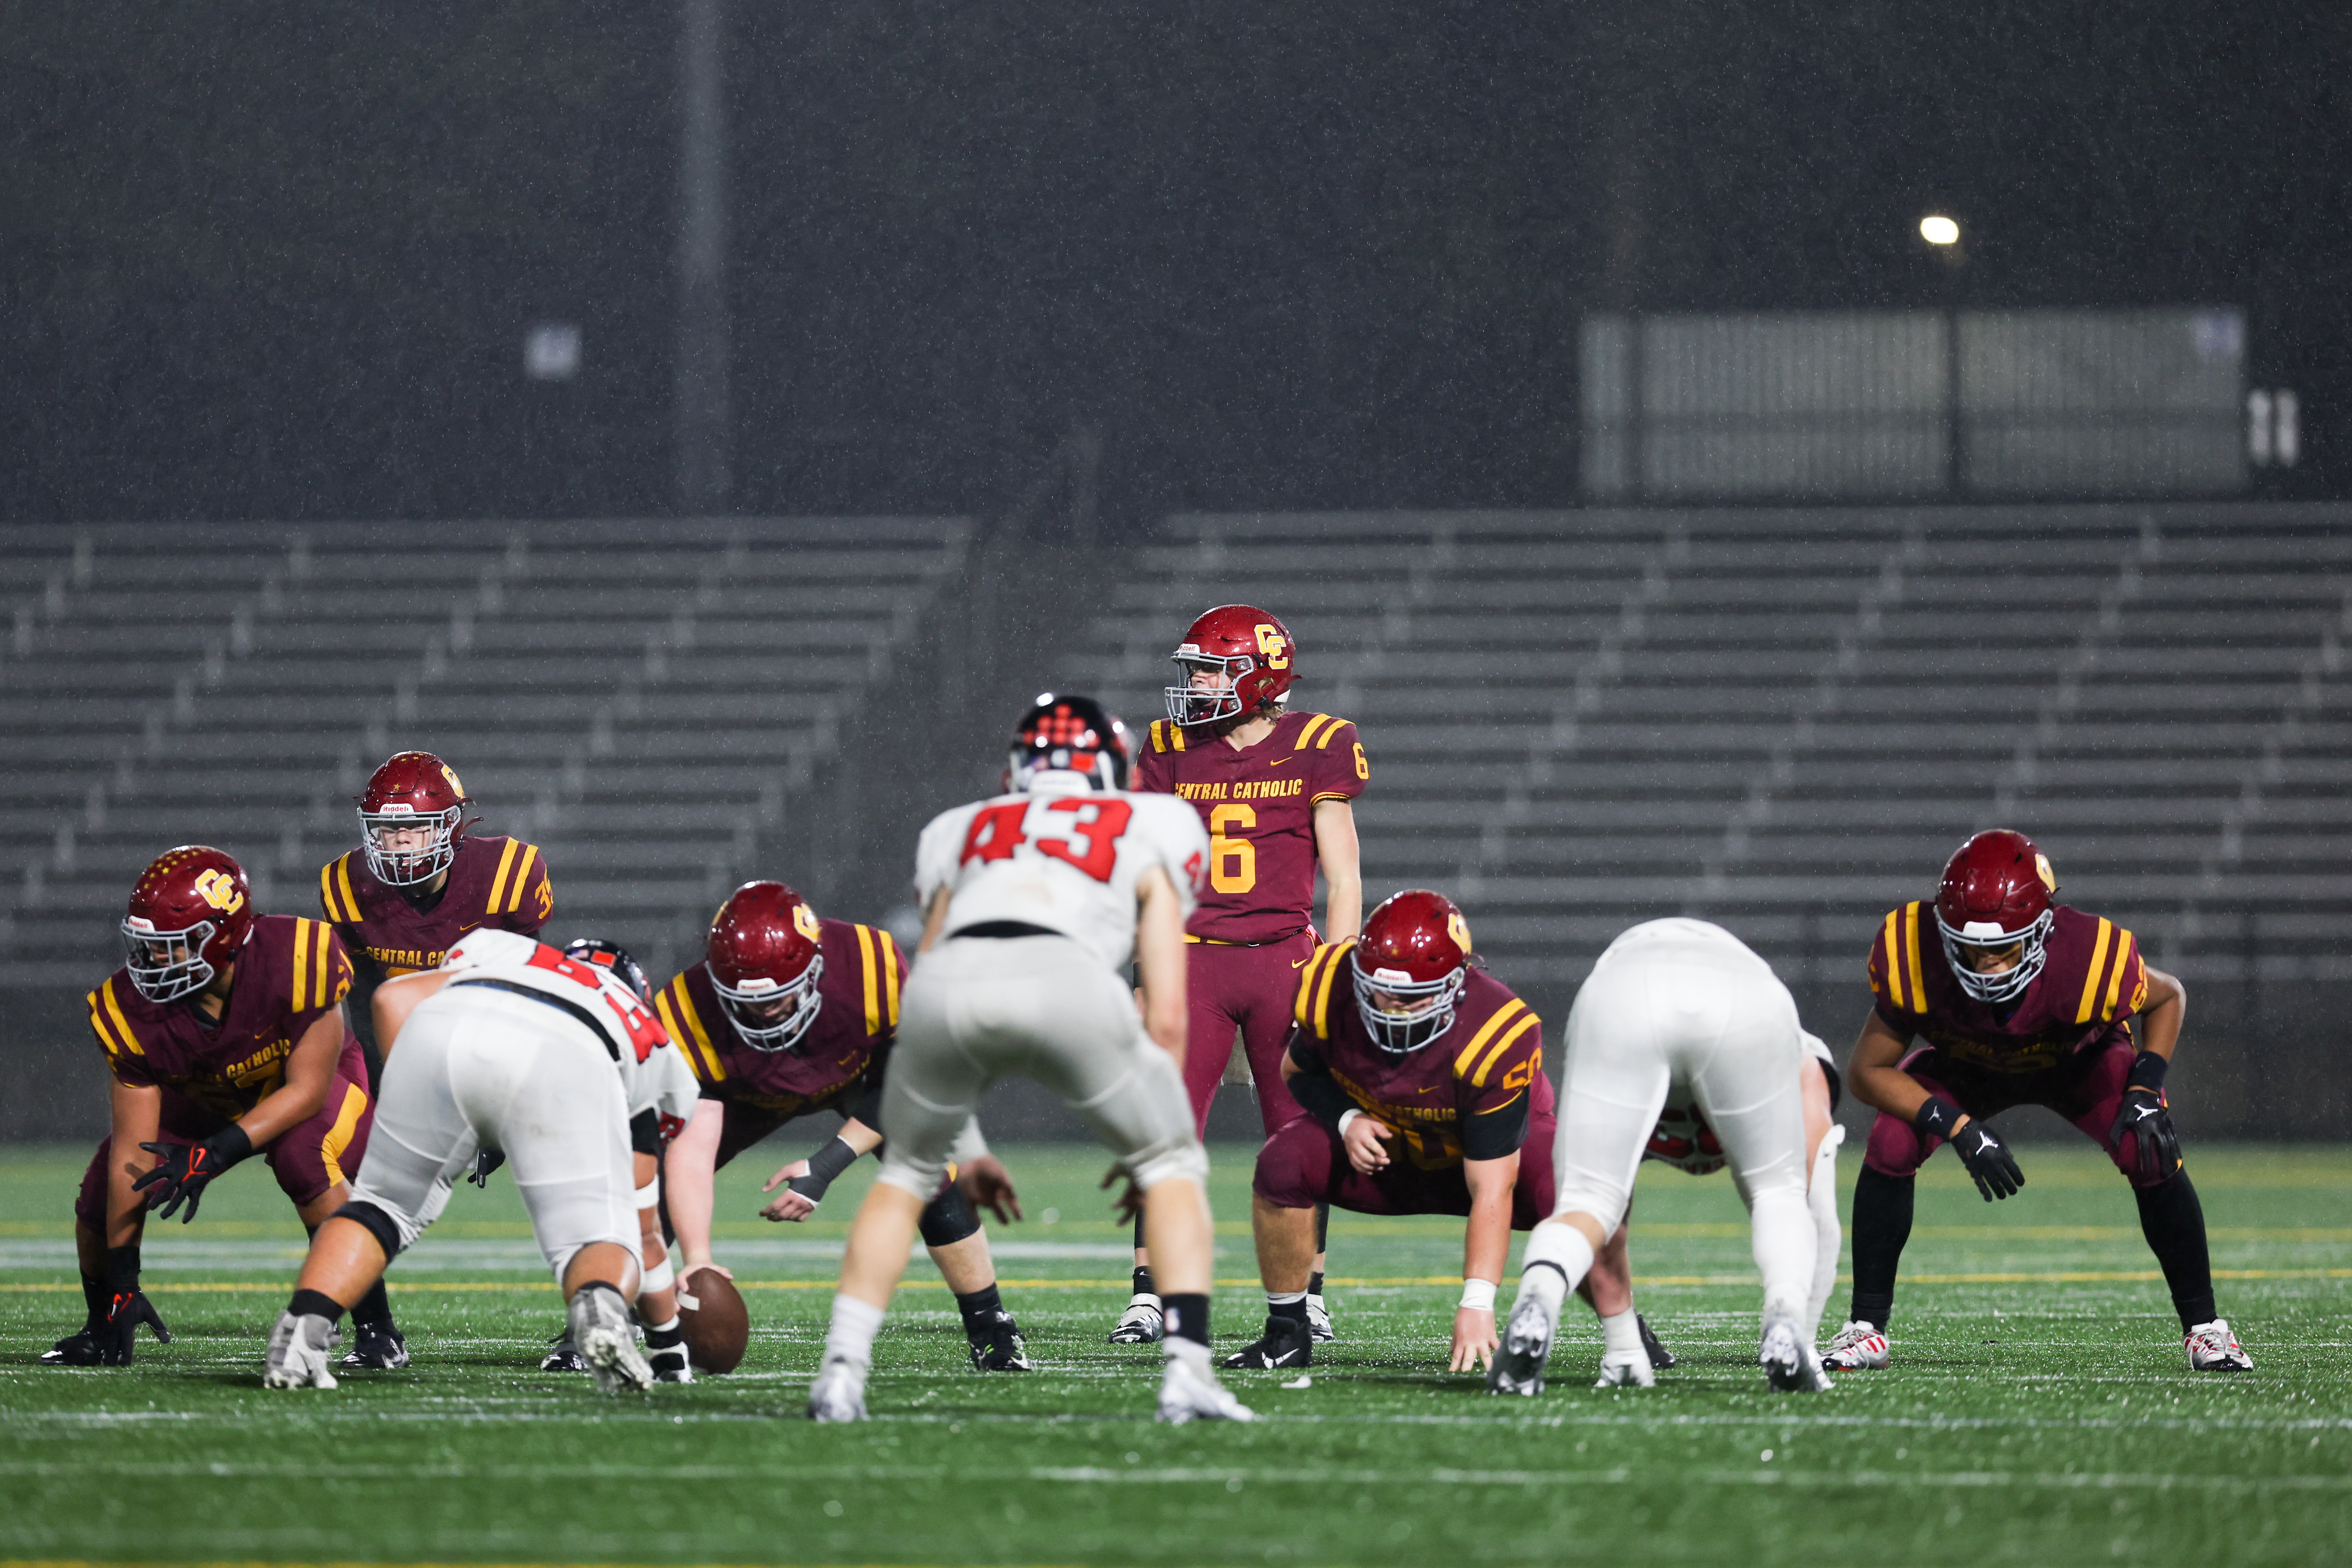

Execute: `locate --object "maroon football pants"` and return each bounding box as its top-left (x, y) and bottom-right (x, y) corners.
top-left (1180, 933), bottom-right (1315, 1139)
top-left (74, 1074), bottom-right (376, 1231)
top-left (1254, 1108), bottom-right (1558, 1227)
top-left (1862, 1039), bottom-right (2171, 1189)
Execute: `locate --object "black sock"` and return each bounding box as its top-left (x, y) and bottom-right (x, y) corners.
top-left (1307, 1271), bottom-right (1324, 1298)
top-left (1162, 1292), bottom-right (1210, 1349)
top-left (289, 1287), bottom-right (348, 1324)
top-left (1268, 1295), bottom-right (1309, 1327)
top-left (955, 1284), bottom-right (1006, 1339)
top-left (1849, 1165), bottom-right (1915, 1331)
top-left (643, 1316), bottom-right (686, 1351)
top-left (1132, 1265), bottom-right (1156, 1299)
top-left (2135, 1169), bottom-right (2217, 1331)
top-left (79, 1271), bottom-right (106, 1323)
top-left (1313, 1202), bottom-right (1329, 1253)
top-left (1133, 1211), bottom-right (1147, 1250)
top-left (352, 1278), bottom-right (395, 1330)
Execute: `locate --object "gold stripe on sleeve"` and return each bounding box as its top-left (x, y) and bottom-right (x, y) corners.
top-left (2102, 931), bottom-right (2135, 1021)
top-left (315, 919), bottom-right (333, 1008)
top-left (291, 917), bottom-right (312, 1014)
top-left (318, 862), bottom-right (339, 922)
top-left (101, 980), bottom-right (143, 1055)
top-left (507, 845), bottom-right (539, 913)
top-left (336, 855), bottom-right (360, 922)
top-left (2075, 918), bottom-right (2115, 1025)
top-left (880, 931), bottom-right (902, 1027)
top-left (1292, 947), bottom-right (1328, 1027)
top-left (1293, 714), bottom-right (1336, 750)
top-left (87, 990), bottom-right (121, 1058)
top-left (1150, 720), bottom-right (1167, 754)
top-left (1311, 940), bottom-right (1350, 1039)
top-left (1879, 910), bottom-right (1905, 1009)
top-left (1472, 1011), bottom-right (1542, 1087)
top-left (1315, 717), bottom-right (1348, 750)
top-left (1452, 997), bottom-right (1528, 1079)
top-left (1903, 902), bottom-right (1925, 1010)
top-left (486, 839), bottom-right (522, 916)
top-left (855, 923), bottom-right (882, 1035)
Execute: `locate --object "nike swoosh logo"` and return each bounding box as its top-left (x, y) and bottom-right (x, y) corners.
top-left (457, 923), bottom-right (482, 934)
top-left (1267, 757), bottom-right (1297, 768)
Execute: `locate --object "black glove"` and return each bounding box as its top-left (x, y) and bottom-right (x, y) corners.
top-left (98, 1246), bottom-right (170, 1364)
top-left (2110, 1051), bottom-right (2181, 1183)
top-left (786, 1136), bottom-right (861, 1206)
top-left (468, 1147), bottom-right (507, 1189)
top-left (1950, 1120), bottom-right (2026, 1202)
top-left (133, 1126), bottom-right (253, 1223)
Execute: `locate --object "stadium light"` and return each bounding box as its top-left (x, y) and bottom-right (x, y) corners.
top-left (1919, 214), bottom-right (1961, 246)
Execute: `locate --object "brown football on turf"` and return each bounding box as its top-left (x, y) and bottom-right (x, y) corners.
top-left (680, 1272), bottom-right (750, 1373)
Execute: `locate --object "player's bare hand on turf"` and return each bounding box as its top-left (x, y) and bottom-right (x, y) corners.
top-left (959, 1155), bottom-right (1024, 1224)
top-left (1342, 1115), bottom-right (1395, 1174)
top-left (1448, 1306), bottom-right (1497, 1373)
top-left (1101, 1164), bottom-right (1146, 1225)
top-left (760, 1159), bottom-right (819, 1221)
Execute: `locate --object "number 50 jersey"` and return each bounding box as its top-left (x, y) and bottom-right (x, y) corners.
top-left (914, 773), bottom-right (1211, 973)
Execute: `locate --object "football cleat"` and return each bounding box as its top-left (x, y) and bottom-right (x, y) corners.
top-left (2185, 1319), bottom-right (2252, 1372)
top-left (40, 1326), bottom-right (104, 1367)
top-left (1637, 1312), bottom-right (1676, 1370)
top-left (1487, 1294), bottom-right (1557, 1397)
top-left (262, 1311), bottom-right (341, 1390)
top-left (1761, 1314), bottom-right (1833, 1393)
top-left (1155, 1354), bottom-right (1256, 1425)
top-left (968, 1310), bottom-right (1033, 1371)
top-left (1108, 1293), bottom-right (1165, 1344)
top-left (570, 1285), bottom-right (655, 1395)
top-left (1304, 1292), bottom-right (1336, 1343)
top-left (808, 1356), bottom-right (869, 1422)
top-left (540, 1327), bottom-right (589, 1373)
top-left (1595, 1344), bottom-right (1655, 1389)
top-left (647, 1344), bottom-right (695, 1384)
top-left (1221, 1314), bottom-right (1313, 1370)
top-left (339, 1322), bottom-right (409, 1370)
top-left (1822, 1319), bottom-right (1890, 1370)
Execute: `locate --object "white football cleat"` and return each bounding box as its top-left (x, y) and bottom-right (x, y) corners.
top-left (1487, 1294), bottom-right (1557, 1397)
top-left (1155, 1353), bottom-right (1255, 1424)
top-left (1822, 1319), bottom-right (1889, 1370)
top-left (262, 1311), bottom-right (340, 1391)
top-left (1304, 1292), bottom-right (1336, 1343)
top-left (1761, 1314), bottom-right (1833, 1392)
top-left (1594, 1345), bottom-right (1656, 1389)
top-left (1107, 1293), bottom-right (1165, 1345)
top-left (808, 1355), bottom-right (870, 1422)
top-left (2185, 1319), bottom-right (2252, 1372)
top-left (570, 1285), bottom-right (655, 1395)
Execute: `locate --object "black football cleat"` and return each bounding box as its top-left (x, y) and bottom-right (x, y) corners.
top-left (540, 1327), bottom-right (589, 1373)
top-left (40, 1326), bottom-right (104, 1366)
top-left (339, 1322), bottom-right (410, 1370)
top-left (647, 1344), bottom-right (694, 1384)
top-left (1637, 1312), bottom-right (1676, 1370)
top-left (1220, 1314), bottom-right (1313, 1370)
top-left (968, 1310), bottom-right (1033, 1371)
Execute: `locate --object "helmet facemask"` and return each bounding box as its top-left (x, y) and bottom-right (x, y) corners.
top-left (1936, 908), bottom-right (2054, 1004)
top-left (1352, 956), bottom-right (1466, 1055)
top-left (361, 803), bottom-right (464, 887)
top-left (122, 916), bottom-right (219, 1003)
top-left (1163, 651), bottom-right (1255, 727)
top-left (711, 953), bottom-right (825, 1052)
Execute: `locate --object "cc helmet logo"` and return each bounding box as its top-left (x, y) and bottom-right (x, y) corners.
top-left (792, 903), bottom-right (823, 943)
top-left (2034, 852), bottom-right (2057, 891)
top-left (1254, 624), bottom-right (1290, 670)
top-left (193, 869), bottom-right (245, 915)
top-left (1446, 910), bottom-right (1473, 953)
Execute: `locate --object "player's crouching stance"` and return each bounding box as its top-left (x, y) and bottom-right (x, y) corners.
top-left (1226, 891), bottom-right (1549, 1375)
top-left (1491, 918), bottom-right (1831, 1397)
top-left (263, 928), bottom-right (697, 1393)
top-left (1826, 830), bottom-right (2250, 1374)
top-left (810, 695), bottom-right (1251, 1425)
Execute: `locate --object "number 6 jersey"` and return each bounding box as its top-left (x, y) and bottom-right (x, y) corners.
top-left (913, 772), bottom-right (1210, 973)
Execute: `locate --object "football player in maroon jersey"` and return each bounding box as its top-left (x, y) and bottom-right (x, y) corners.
top-left (1223, 891), bottom-right (1552, 1373)
top-left (654, 881), bottom-right (1032, 1371)
top-left (1826, 829), bottom-right (2251, 1373)
top-left (42, 847), bottom-right (401, 1368)
top-left (1114, 605), bottom-right (1367, 1345)
top-left (318, 751), bottom-right (553, 1082)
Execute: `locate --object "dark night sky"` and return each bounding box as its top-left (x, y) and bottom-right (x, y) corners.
top-left (4, 1), bottom-right (2346, 525)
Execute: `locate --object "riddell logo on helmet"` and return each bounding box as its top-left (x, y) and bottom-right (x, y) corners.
top-left (193, 869), bottom-right (244, 914)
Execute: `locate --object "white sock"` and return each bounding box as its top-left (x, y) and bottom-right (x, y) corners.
top-left (1515, 1220), bottom-right (1596, 1316)
top-left (1749, 1185), bottom-right (1816, 1326)
top-left (823, 1293), bottom-right (885, 1368)
top-left (1805, 1127), bottom-right (1844, 1342)
top-left (1600, 1308), bottom-right (1643, 1360)
top-left (1163, 1335), bottom-right (1211, 1368)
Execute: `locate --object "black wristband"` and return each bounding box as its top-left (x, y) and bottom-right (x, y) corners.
top-left (788, 1135), bottom-right (861, 1201)
top-left (203, 1124), bottom-right (255, 1169)
top-left (1287, 1067), bottom-right (1358, 1133)
top-left (2124, 1050), bottom-right (2168, 1094)
top-left (104, 1243), bottom-right (141, 1295)
top-left (1913, 1095), bottom-right (1963, 1141)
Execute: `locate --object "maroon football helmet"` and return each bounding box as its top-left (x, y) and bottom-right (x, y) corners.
top-left (1164, 604), bottom-right (1297, 727)
top-left (122, 846), bottom-right (256, 1002)
top-left (358, 751), bottom-right (473, 887)
top-left (707, 881), bottom-right (826, 1052)
top-left (1352, 889), bottom-right (1475, 1054)
top-left (1935, 829), bottom-right (2059, 1004)
top-left (1008, 693), bottom-right (1130, 792)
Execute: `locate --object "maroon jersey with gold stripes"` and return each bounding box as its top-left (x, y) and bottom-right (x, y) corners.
top-left (1868, 900), bottom-right (2149, 1076)
top-left (1134, 709), bottom-right (1368, 944)
top-left (653, 918), bottom-right (907, 1120)
top-left (86, 914), bottom-right (362, 1122)
top-left (318, 834), bottom-right (551, 984)
top-left (1284, 939), bottom-right (1549, 1169)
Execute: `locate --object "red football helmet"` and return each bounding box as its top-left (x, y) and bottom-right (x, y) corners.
top-left (707, 881), bottom-right (826, 1052)
top-left (122, 845), bottom-right (256, 1002)
top-left (1351, 889), bottom-right (1475, 1054)
top-left (1008, 693), bottom-right (1130, 792)
top-left (1935, 829), bottom-right (2060, 1004)
top-left (358, 751), bottom-right (474, 887)
top-left (1164, 604), bottom-right (1297, 727)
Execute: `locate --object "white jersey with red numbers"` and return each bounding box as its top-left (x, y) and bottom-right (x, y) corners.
top-left (913, 771), bottom-right (1210, 973)
top-left (437, 929), bottom-right (699, 1129)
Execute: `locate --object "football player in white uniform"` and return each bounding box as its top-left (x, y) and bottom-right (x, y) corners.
top-left (262, 929), bottom-right (699, 1395)
top-left (810, 695), bottom-right (1251, 1425)
top-left (1490, 918), bottom-right (1833, 1396)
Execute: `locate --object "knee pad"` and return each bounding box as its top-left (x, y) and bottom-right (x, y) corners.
top-left (1127, 1136), bottom-right (1209, 1193)
top-left (875, 1153), bottom-right (946, 1202)
top-left (1862, 1110), bottom-right (1927, 1178)
top-left (1249, 1123), bottom-right (1328, 1210)
top-left (917, 1183), bottom-right (981, 1249)
top-left (334, 1199), bottom-right (410, 1262)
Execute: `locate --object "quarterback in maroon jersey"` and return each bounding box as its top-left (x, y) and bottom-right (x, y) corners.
top-left (1115, 603), bottom-right (1367, 1344)
top-left (654, 881), bottom-right (1031, 1370)
top-left (318, 751), bottom-right (553, 1078)
top-left (43, 847), bottom-right (401, 1368)
top-left (1828, 829), bottom-right (2251, 1373)
top-left (1224, 891), bottom-right (1551, 1373)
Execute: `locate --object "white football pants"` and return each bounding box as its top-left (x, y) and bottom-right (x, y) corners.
top-left (347, 984), bottom-right (639, 1281)
top-left (877, 933), bottom-right (1207, 1199)
top-left (1552, 919), bottom-right (1816, 1324)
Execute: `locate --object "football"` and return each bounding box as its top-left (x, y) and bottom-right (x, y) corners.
top-left (679, 1272), bottom-right (750, 1373)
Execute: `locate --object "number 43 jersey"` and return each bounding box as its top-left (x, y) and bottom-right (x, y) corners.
top-left (914, 772), bottom-right (1211, 973)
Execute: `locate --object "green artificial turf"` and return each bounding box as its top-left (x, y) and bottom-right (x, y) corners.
top-left (1, 1141), bottom-right (2346, 1566)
